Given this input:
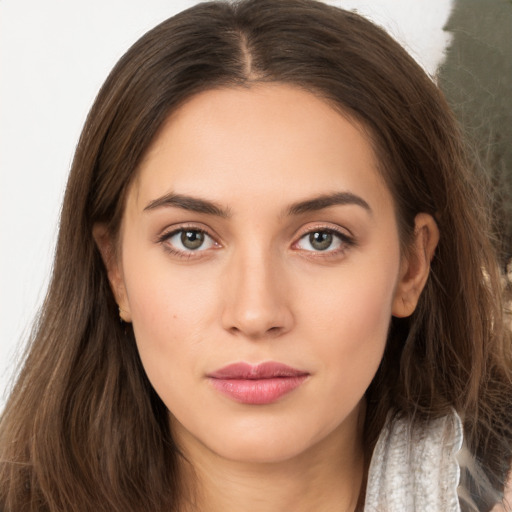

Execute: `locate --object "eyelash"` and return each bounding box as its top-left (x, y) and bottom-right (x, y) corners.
top-left (157, 226), bottom-right (219, 259)
top-left (293, 226), bottom-right (356, 259)
top-left (157, 224), bottom-right (356, 260)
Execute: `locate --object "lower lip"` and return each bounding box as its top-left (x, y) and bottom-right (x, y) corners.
top-left (209, 376), bottom-right (308, 405)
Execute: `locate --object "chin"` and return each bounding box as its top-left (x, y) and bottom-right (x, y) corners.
top-left (208, 413), bottom-right (348, 465)
top-left (211, 432), bottom-right (315, 464)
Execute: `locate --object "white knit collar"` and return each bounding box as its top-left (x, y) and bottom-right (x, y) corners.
top-left (364, 409), bottom-right (463, 511)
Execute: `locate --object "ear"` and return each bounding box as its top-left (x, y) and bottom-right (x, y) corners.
top-left (392, 213), bottom-right (440, 318)
top-left (92, 223), bottom-right (132, 323)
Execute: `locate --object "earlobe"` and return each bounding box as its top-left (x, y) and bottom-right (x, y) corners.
top-left (92, 223), bottom-right (132, 323)
top-left (392, 213), bottom-right (440, 318)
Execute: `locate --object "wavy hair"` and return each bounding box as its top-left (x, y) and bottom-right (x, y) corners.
top-left (1, 1), bottom-right (511, 511)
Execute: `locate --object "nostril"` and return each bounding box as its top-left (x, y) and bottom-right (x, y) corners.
top-left (226, 324), bottom-right (285, 339)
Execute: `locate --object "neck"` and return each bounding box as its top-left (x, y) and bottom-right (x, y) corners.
top-left (175, 406), bottom-right (366, 512)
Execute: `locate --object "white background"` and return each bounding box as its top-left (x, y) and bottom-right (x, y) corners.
top-left (0, 0), bottom-right (453, 408)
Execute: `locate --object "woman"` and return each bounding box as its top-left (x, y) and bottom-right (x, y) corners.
top-left (1, 1), bottom-right (511, 510)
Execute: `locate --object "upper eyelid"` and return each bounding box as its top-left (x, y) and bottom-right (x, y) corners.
top-left (294, 222), bottom-right (354, 240)
top-left (158, 223), bottom-right (220, 242)
top-left (294, 229), bottom-right (352, 246)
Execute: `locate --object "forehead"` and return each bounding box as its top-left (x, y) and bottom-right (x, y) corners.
top-left (130, 84), bottom-right (392, 217)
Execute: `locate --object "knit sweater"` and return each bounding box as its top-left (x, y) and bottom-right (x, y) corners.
top-left (364, 410), bottom-right (463, 511)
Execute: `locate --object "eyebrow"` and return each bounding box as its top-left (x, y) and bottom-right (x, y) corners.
top-left (143, 191), bottom-right (371, 217)
top-left (286, 192), bottom-right (372, 216)
top-left (144, 193), bottom-right (232, 217)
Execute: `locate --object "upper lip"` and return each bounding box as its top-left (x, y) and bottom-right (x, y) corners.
top-left (208, 362), bottom-right (309, 380)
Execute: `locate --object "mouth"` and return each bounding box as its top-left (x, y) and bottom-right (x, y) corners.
top-left (207, 362), bottom-right (309, 405)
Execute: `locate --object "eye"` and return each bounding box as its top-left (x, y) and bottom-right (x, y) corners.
top-left (295, 228), bottom-right (353, 253)
top-left (161, 228), bottom-right (217, 253)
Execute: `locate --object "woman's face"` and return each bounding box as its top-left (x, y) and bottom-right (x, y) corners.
top-left (106, 84), bottom-right (416, 463)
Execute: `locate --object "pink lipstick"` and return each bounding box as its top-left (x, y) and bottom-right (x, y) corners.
top-left (207, 362), bottom-right (309, 405)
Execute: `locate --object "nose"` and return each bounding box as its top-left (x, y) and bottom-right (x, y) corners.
top-left (221, 249), bottom-right (294, 339)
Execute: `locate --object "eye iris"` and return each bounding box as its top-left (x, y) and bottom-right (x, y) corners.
top-left (309, 231), bottom-right (333, 251)
top-left (181, 230), bottom-right (204, 250)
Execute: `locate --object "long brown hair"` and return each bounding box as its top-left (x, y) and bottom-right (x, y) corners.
top-left (1, 1), bottom-right (511, 511)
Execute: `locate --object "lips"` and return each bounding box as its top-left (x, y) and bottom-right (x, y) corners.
top-left (207, 362), bottom-right (309, 405)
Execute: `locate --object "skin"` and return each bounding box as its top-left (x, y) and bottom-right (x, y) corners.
top-left (95, 84), bottom-right (439, 512)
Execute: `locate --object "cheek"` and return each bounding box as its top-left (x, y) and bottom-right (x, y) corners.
top-left (120, 245), bottom-right (224, 394)
top-left (301, 254), bottom-right (398, 338)
top-left (297, 249), bottom-right (400, 387)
